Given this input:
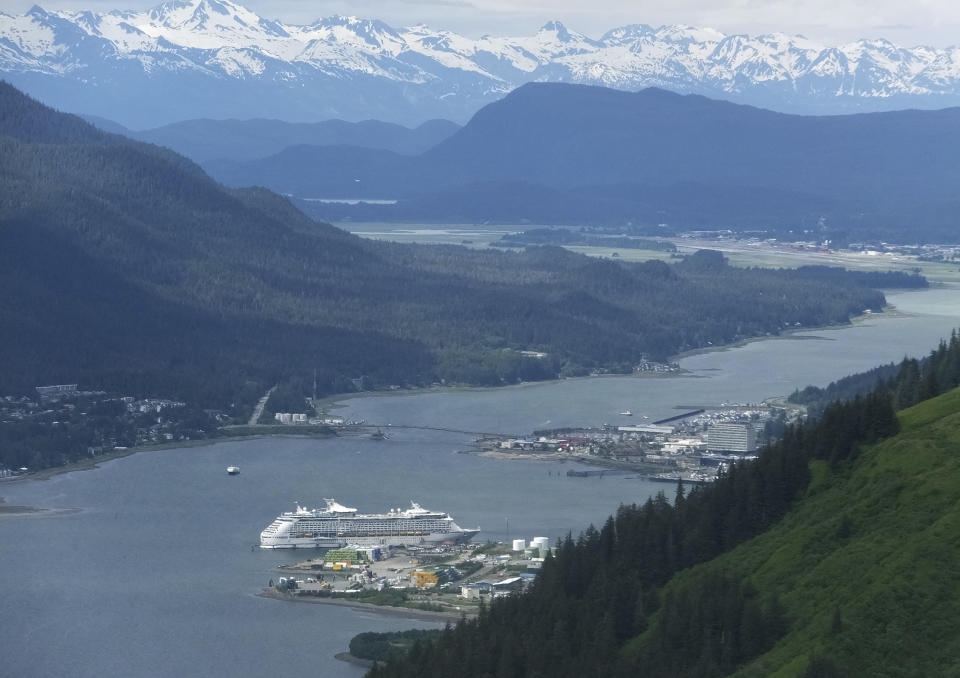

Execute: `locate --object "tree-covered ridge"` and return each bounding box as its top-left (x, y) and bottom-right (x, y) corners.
top-left (702, 380), bottom-right (960, 675)
top-left (350, 630), bottom-right (443, 665)
top-left (370, 332), bottom-right (960, 678)
top-left (791, 330), bottom-right (960, 414)
top-left (0, 82), bottom-right (912, 409)
top-left (785, 265), bottom-right (927, 289)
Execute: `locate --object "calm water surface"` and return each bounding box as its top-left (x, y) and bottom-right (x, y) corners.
top-left (2, 284), bottom-right (959, 678)
top-left (334, 286), bottom-right (960, 431)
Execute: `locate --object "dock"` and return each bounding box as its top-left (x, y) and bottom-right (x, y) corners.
top-left (652, 408), bottom-right (705, 425)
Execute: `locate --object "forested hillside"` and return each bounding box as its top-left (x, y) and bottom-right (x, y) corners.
top-left (370, 331), bottom-right (960, 678)
top-left (790, 330), bottom-right (957, 414)
top-left (0, 82), bottom-right (914, 410)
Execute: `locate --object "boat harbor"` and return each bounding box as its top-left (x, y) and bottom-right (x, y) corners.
top-left (478, 403), bottom-right (801, 484)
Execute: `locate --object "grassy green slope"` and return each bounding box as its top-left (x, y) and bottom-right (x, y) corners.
top-left (637, 388), bottom-right (960, 677)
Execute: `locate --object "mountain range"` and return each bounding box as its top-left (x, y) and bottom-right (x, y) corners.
top-left (82, 115), bottom-right (460, 162)
top-left (0, 81), bottom-right (898, 406)
top-left (4, 0), bottom-right (960, 127)
top-left (206, 83), bottom-right (960, 242)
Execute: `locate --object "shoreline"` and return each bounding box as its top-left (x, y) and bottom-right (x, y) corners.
top-left (257, 588), bottom-right (469, 622)
top-left (479, 449), bottom-right (702, 476)
top-left (1, 297), bottom-right (919, 490)
top-left (668, 304), bottom-right (899, 361)
top-left (311, 370), bottom-right (690, 413)
top-left (334, 652), bottom-right (379, 669)
top-left (319, 304), bottom-right (907, 414)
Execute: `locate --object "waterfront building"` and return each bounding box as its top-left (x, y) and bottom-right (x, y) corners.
top-left (461, 582), bottom-right (492, 599)
top-left (706, 423), bottom-right (757, 453)
top-left (35, 384), bottom-right (78, 401)
top-left (618, 425), bottom-right (674, 435)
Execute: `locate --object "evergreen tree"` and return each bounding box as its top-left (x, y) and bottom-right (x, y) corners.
top-left (830, 605), bottom-right (843, 634)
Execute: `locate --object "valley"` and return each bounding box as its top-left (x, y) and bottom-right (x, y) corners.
top-left (4, 3), bottom-right (960, 675)
top-left (340, 223), bottom-right (960, 282)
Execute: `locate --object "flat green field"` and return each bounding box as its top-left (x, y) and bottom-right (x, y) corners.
top-left (572, 240), bottom-right (960, 283)
top-left (337, 222), bottom-right (523, 248)
top-left (339, 223), bottom-right (960, 283)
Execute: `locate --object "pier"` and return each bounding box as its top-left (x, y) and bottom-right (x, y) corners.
top-left (354, 424), bottom-right (522, 438)
top-left (652, 409), bottom-right (705, 425)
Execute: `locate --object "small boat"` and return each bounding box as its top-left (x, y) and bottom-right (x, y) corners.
top-left (619, 410), bottom-right (633, 416)
top-left (226, 466), bottom-right (240, 475)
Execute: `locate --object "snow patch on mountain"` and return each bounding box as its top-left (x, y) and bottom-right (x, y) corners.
top-left (6, 0), bottom-right (960, 127)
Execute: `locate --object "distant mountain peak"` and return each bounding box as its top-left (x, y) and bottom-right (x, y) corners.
top-left (539, 20), bottom-right (571, 39)
top-left (601, 24), bottom-right (656, 42)
top-left (150, 0), bottom-right (241, 19)
top-left (25, 4), bottom-right (50, 18)
top-left (204, 0), bottom-right (234, 15)
top-left (320, 15), bottom-right (397, 33)
top-left (655, 23), bottom-right (725, 43)
top-left (5, 0), bottom-right (960, 128)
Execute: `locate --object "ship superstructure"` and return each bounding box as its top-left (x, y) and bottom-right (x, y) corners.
top-left (259, 499), bottom-right (479, 549)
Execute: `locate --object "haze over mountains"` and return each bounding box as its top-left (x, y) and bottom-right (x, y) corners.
top-left (206, 83), bottom-right (960, 242)
top-left (5, 0), bottom-right (960, 127)
top-left (83, 115), bottom-right (460, 163)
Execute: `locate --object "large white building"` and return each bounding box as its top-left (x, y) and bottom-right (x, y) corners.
top-left (706, 423), bottom-right (757, 453)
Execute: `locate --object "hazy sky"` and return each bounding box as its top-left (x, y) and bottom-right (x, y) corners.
top-left (9, 0), bottom-right (960, 47)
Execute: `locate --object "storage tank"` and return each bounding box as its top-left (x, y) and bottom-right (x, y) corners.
top-left (512, 539), bottom-right (527, 551)
top-left (532, 537), bottom-right (550, 549)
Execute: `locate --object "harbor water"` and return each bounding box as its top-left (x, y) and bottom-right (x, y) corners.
top-left (1, 284), bottom-right (959, 678)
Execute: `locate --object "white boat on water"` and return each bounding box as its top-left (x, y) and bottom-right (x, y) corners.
top-left (259, 499), bottom-right (479, 549)
top-left (226, 466), bottom-right (240, 475)
top-left (619, 410), bottom-right (633, 416)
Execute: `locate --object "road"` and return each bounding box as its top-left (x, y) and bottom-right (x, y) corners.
top-left (248, 385), bottom-right (277, 425)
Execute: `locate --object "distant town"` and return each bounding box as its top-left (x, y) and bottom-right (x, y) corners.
top-left (480, 403), bottom-right (796, 483)
top-left (0, 383), bottom-right (227, 477)
top-left (1, 362), bottom-right (800, 481)
top-left (0, 358), bottom-right (685, 477)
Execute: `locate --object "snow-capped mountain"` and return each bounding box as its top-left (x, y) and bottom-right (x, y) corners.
top-left (3, 0), bottom-right (960, 127)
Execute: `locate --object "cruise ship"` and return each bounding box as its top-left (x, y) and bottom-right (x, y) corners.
top-left (259, 499), bottom-right (480, 549)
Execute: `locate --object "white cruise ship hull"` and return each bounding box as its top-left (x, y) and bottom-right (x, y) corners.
top-left (345, 529), bottom-right (479, 548)
top-left (259, 500), bottom-right (479, 550)
top-left (260, 529), bottom-right (479, 550)
top-left (259, 536), bottom-right (344, 549)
